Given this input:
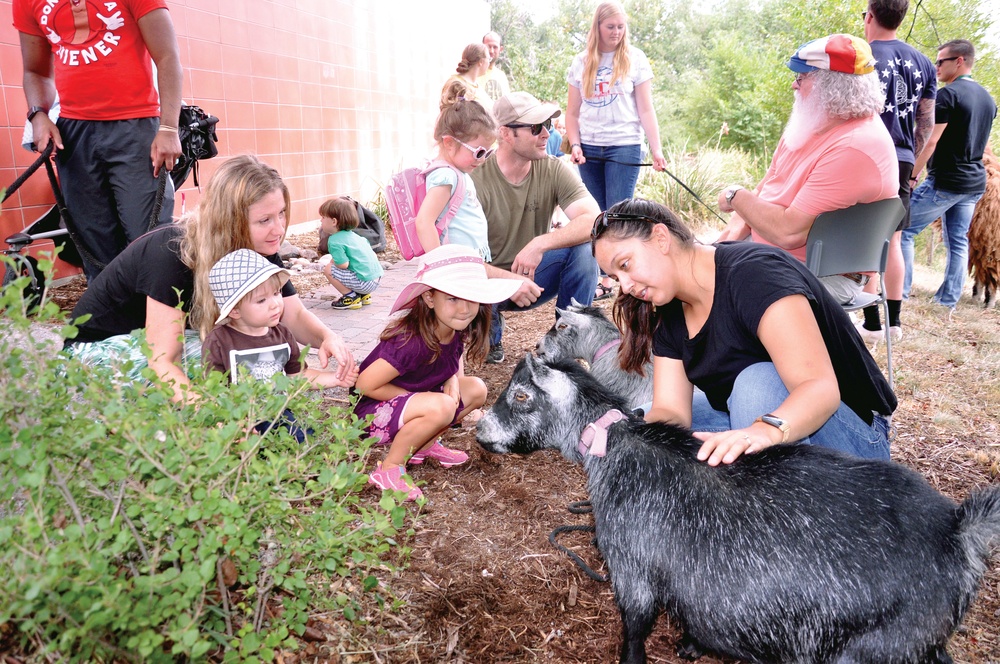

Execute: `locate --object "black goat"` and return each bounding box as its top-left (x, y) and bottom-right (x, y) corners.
top-left (476, 354), bottom-right (1000, 664)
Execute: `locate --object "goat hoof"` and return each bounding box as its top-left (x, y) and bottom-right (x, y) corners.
top-left (676, 633), bottom-right (706, 660)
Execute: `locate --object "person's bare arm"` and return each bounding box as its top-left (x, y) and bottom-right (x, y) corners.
top-left (634, 80), bottom-right (666, 171)
top-left (19, 32), bottom-right (62, 151)
top-left (509, 193), bottom-right (600, 276)
top-left (911, 122), bottom-right (947, 183)
top-left (566, 84), bottom-right (585, 165)
top-left (280, 294), bottom-right (355, 378)
top-left (719, 188), bottom-right (817, 250)
top-left (137, 8), bottom-right (182, 177)
top-left (145, 297), bottom-right (194, 403)
top-left (414, 185), bottom-right (451, 254)
top-left (913, 97), bottom-right (936, 160)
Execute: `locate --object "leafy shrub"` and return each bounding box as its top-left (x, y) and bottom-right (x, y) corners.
top-left (0, 257), bottom-right (415, 662)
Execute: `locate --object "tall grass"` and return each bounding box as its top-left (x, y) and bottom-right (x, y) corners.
top-left (635, 144), bottom-right (766, 236)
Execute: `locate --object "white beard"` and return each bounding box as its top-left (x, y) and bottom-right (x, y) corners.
top-left (782, 92), bottom-right (830, 151)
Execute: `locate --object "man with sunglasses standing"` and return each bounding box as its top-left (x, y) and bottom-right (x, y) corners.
top-left (471, 92), bottom-right (601, 363)
top-left (717, 34), bottom-right (898, 307)
top-left (900, 39), bottom-right (996, 320)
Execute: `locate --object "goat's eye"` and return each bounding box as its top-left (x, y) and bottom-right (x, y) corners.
top-left (514, 391), bottom-right (528, 402)
top-left (556, 323), bottom-right (568, 330)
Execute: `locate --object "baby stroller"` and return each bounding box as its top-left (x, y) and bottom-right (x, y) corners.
top-left (1, 143), bottom-right (83, 306)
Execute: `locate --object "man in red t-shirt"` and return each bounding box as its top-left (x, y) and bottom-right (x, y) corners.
top-left (13, 0), bottom-right (182, 280)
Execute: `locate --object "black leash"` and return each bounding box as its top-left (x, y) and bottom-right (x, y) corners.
top-left (582, 155), bottom-right (729, 225)
top-left (549, 500), bottom-right (609, 582)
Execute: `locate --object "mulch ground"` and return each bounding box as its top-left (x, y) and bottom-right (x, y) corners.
top-left (39, 231), bottom-right (1000, 663)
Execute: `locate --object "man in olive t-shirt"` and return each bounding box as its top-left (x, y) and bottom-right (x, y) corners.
top-left (470, 92), bottom-right (601, 362)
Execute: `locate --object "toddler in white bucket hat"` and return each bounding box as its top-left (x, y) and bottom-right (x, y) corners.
top-left (203, 249), bottom-right (358, 413)
top-left (357, 245), bottom-right (521, 501)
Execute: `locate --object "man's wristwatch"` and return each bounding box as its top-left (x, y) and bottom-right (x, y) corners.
top-left (26, 106), bottom-right (48, 122)
top-left (724, 186), bottom-right (744, 205)
top-left (754, 413), bottom-right (790, 443)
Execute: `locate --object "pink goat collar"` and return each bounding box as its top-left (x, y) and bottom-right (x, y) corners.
top-left (593, 339), bottom-right (621, 363)
top-left (578, 409), bottom-right (626, 457)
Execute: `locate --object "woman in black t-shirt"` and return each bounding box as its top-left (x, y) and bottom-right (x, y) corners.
top-left (65, 155), bottom-right (355, 401)
top-left (591, 198), bottom-right (895, 465)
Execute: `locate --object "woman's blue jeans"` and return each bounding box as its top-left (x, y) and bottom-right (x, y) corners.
top-left (578, 143), bottom-right (642, 211)
top-left (691, 363), bottom-right (890, 460)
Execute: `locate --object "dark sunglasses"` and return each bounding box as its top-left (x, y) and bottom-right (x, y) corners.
top-left (590, 211), bottom-right (660, 241)
top-left (505, 118), bottom-right (552, 136)
top-left (935, 56), bottom-right (959, 67)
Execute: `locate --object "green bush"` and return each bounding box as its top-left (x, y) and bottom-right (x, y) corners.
top-left (0, 257), bottom-right (415, 662)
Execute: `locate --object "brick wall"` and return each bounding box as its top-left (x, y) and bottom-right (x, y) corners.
top-left (0, 0), bottom-right (488, 277)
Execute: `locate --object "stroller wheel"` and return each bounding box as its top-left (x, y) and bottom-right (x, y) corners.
top-left (2, 254), bottom-right (43, 311)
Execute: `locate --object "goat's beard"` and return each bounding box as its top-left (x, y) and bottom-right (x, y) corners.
top-left (782, 91), bottom-right (831, 151)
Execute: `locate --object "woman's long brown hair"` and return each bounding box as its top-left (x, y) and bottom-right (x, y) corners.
top-left (595, 198), bottom-right (694, 374)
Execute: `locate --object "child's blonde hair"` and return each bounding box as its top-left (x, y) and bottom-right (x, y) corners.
top-left (233, 273), bottom-right (285, 317)
top-left (581, 2), bottom-right (632, 100)
top-left (434, 97), bottom-right (497, 145)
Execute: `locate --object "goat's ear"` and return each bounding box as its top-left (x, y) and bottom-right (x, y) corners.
top-left (554, 307), bottom-right (564, 319)
top-left (523, 353), bottom-right (539, 376)
top-left (570, 297), bottom-right (582, 308)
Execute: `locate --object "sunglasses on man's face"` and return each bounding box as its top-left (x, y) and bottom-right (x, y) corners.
top-left (590, 211), bottom-right (660, 242)
top-left (935, 56), bottom-right (959, 67)
top-left (505, 118), bottom-right (553, 136)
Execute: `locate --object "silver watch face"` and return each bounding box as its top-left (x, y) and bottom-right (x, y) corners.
top-left (762, 415), bottom-right (787, 428)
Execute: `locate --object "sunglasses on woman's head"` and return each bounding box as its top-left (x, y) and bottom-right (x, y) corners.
top-left (590, 211), bottom-right (660, 241)
top-left (448, 136), bottom-right (496, 160)
top-left (504, 118), bottom-right (553, 136)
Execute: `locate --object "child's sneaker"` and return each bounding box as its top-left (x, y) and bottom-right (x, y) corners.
top-left (368, 462), bottom-right (422, 500)
top-left (360, 293), bottom-right (373, 305)
top-left (409, 440), bottom-right (469, 467)
top-left (332, 293), bottom-right (363, 310)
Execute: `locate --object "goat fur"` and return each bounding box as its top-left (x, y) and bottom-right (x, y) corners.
top-left (535, 299), bottom-right (653, 410)
top-left (968, 143), bottom-right (1000, 308)
top-left (477, 354), bottom-right (1000, 664)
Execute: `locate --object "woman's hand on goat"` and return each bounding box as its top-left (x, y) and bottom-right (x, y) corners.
top-left (693, 427), bottom-right (774, 466)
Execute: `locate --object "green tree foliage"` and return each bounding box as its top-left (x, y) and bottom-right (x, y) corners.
top-left (491, 0), bottom-right (997, 155)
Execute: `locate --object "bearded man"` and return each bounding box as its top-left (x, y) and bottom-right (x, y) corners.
top-left (718, 34), bottom-right (899, 305)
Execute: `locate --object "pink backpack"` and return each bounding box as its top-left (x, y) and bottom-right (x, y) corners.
top-left (384, 160), bottom-right (466, 261)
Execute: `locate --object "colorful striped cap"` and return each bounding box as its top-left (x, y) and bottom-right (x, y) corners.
top-left (787, 34), bottom-right (875, 75)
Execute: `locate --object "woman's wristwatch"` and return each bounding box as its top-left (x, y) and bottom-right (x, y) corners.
top-left (754, 413), bottom-right (790, 443)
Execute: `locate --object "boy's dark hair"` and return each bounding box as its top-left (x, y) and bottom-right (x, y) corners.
top-left (867, 0), bottom-right (908, 31)
top-left (319, 197), bottom-right (359, 231)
